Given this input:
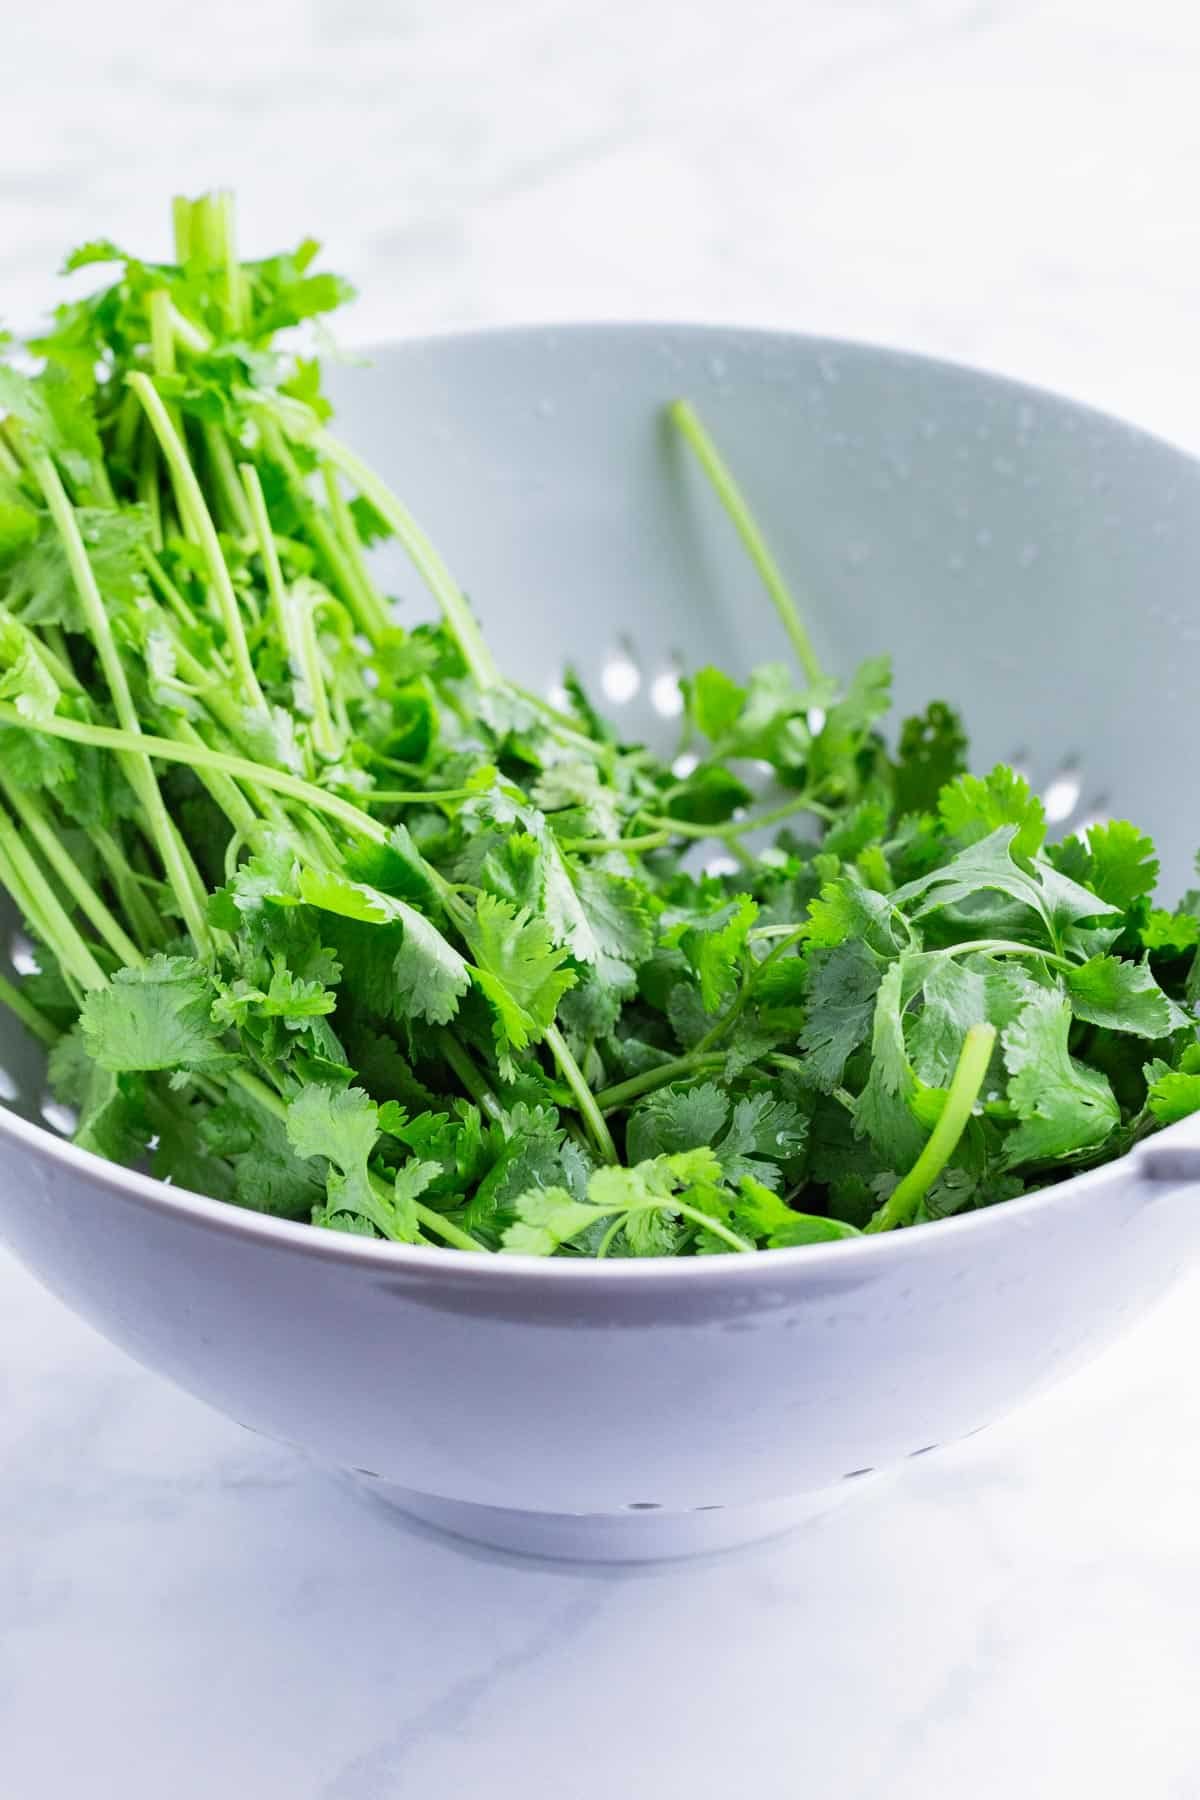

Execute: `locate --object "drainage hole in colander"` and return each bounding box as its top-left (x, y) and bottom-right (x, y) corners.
top-left (600, 645), bottom-right (641, 705)
top-left (1042, 765), bottom-right (1081, 825)
top-left (624, 1501), bottom-right (663, 1511)
top-left (907, 1443), bottom-right (938, 1458)
top-left (39, 1097), bottom-right (78, 1136)
top-left (842, 1467), bottom-right (875, 1480)
top-left (650, 669), bottom-right (683, 718)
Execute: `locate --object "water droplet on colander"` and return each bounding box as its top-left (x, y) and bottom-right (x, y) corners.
top-left (536, 397), bottom-right (556, 419)
top-left (975, 527), bottom-right (992, 549)
top-left (818, 356), bottom-right (840, 385)
top-left (1018, 543), bottom-right (1039, 568)
top-left (708, 355), bottom-right (727, 381)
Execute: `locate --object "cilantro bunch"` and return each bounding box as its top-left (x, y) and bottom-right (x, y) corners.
top-left (0, 194), bottom-right (1197, 1258)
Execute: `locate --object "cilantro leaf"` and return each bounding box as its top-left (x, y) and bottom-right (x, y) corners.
top-left (1001, 988), bottom-right (1121, 1167)
top-left (80, 956), bottom-right (234, 1074)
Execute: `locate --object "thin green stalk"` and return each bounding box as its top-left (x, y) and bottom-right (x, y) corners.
top-left (544, 1023), bottom-right (618, 1163)
top-left (148, 288), bottom-right (177, 380)
top-left (865, 1024), bottom-right (997, 1234)
top-left (595, 1052), bottom-right (726, 1114)
top-left (945, 937), bottom-right (1075, 974)
top-left (366, 785), bottom-right (487, 807)
top-left (594, 1199), bottom-right (753, 1258)
top-left (0, 806), bottom-right (107, 990)
top-left (284, 581), bottom-right (340, 761)
top-left (138, 432), bottom-right (165, 549)
top-left (642, 790), bottom-right (834, 845)
top-left (170, 718), bottom-right (261, 838)
top-left (434, 1028), bottom-right (505, 1124)
top-left (321, 464), bottom-right (391, 640)
top-left (0, 972), bottom-right (58, 1047)
top-left (558, 829), bottom-right (672, 856)
top-left (91, 826), bottom-right (166, 949)
top-left (239, 462), bottom-right (300, 665)
top-left (128, 373), bottom-right (266, 714)
top-left (313, 427), bottom-right (500, 691)
top-left (172, 194), bottom-right (194, 265)
top-left (0, 703), bottom-right (389, 847)
top-left (258, 419), bottom-right (388, 643)
top-left (203, 423), bottom-right (254, 537)
top-left (30, 452), bottom-right (213, 956)
top-left (0, 779), bottom-right (143, 966)
top-left (669, 399), bottom-right (823, 685)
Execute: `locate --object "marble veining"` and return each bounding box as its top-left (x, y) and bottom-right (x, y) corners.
top-left (4, 3), bottom-right (1200, 1794)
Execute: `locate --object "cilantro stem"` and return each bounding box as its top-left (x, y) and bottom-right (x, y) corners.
top-left (203, 423), bottom-right (255, 539)
top-left (864, 1023), bottom-right (997, 1234)
top-left (558, 829), bottom-right (672, 856)
top-left (29, 452), bottom-right (214, 957)
top-left (0, 778), bottom-right (144, 967)
top-left (366, 785), bottom-right (488, 806)
top-left (668, 399), bottom-right (823, 685)
top-left (91, 826), bottom-right (166, 950)
top-left (321, 466), bottom-right (391, 641)
top-left (169, 718), bottom-right (261, 838)
top-left (239, 462), bottom-right (310, 688)
top-left (944, 937), bottom-right (1075, 974)
top-left (0, 804), bottom-right (107, 990)
top-left (0, 704), bottom-right (390, 848)
top-left (128, 373), bottom-right (267, 715)
top-left (312, 428), bottom-right (501, 692)
top-left (642, 791), bottom-right (835, 844)
top-left (544, 1023), bottom-right (618, 1163)
top-left (594, 1199), bottom-right (753, 1257)
top-left (0, 972), bottom-right (58, 1047)
top-left (256, 418), bottom-right (390, 644)
top-left (434, 1028), bottom-right (505, 1123)
top-left (595, 1053), bottom-right (727, 1112)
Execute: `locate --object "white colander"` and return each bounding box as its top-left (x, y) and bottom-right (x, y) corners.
top-left (1, 324), bottom-right (1198, 1561)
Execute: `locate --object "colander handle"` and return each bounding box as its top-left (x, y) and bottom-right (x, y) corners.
top-left (1138, 1115), bottom-right (1200, 1183)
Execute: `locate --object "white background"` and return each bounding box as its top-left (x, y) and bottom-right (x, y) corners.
top-left (3, 4), bottom-right (1200, 1795)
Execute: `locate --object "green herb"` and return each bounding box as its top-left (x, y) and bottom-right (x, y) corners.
top-left (0, 191), bottom-right (1195, 1258)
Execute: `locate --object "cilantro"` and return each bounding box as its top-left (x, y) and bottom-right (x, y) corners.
top-left (0, 191), bottom-right (1194, 1259)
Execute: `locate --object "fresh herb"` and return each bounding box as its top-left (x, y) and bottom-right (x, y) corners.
top-left (0, 192), bottom-right (1196, 1258)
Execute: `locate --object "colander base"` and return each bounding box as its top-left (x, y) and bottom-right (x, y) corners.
top-left (350, 1474), bottom-right (878, 1562)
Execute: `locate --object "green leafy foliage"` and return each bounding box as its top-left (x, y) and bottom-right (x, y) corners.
top-left (0, 191), bottom-right (1194, 1261)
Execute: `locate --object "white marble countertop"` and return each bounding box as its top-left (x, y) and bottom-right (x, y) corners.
top-left (4, 2), bottom-right (1200, 1794)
